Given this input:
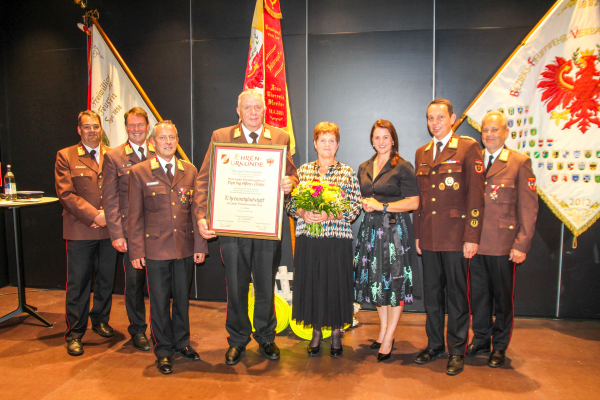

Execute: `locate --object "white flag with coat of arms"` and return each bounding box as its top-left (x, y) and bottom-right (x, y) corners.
top-left (465, 0), bottom-right (600, 240)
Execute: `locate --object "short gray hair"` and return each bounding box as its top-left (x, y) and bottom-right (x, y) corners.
top-left (482, 111), bottom-right (508, 130)
top-left (237, 88), bottom-right (265, 110)
top-left (78, 110), bottom-right (101, 126)
top-left (151, 120), bottom-right (178, 138)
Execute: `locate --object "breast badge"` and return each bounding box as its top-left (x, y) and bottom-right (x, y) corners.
top-left (445, 177), bottom-right (454, 186)
top-left (439, 183), bottom-right (445, 191)
top-left (474, 159), bottom-right (484, 173)
top-left (453, 182), bottom-right (460, 190)
top-left (471, 209), bottom-right (479, 217)
top-left (470, 219), bottom-right (479, 228)
top-left (490, 184), bottom-right (500, 200)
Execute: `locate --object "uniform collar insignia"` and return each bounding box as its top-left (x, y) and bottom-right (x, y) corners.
top-left (77, 146), bottom-right (86, 156)
top-left (425, 141), bottom-right (433, 151)
top-left (150, 157), bottom-right (160, 170)
top-left (147, 141), bottom-right (155, 152)
top-left (263, 127), bottom-right (271, 139)
top-left (177, 159), bottom-right (185, 171)
top-left (125, 143), bottom-right (133, 155)
top-left (234, 125), bottom-right (242, 139)
top-left (448, 137), bottom-right (459, 149)
top-left (102, 146), bottom-right (107, 155)
top-left (499, 148), bottom-right (510, 162)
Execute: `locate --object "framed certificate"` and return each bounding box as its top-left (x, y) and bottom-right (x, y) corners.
top-left (207, 142), bottom-right (287, 240)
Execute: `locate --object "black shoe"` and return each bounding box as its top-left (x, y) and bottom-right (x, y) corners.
top-left (178, 346), bottom-right (200, 361)
top-left (225, 346), bottom-right (245, 365)
top-left (369, 341), bottom-right (382, 349)
top-left (91, 323), bottom-right (114, 338)
top-left (415, 348), bottom-right (444, 364)
top-left (465, 341), bottom-right (491, 357)
top-left (377, 339), bottom-right (395, 362)
top-left (308, 340), bottom-right (322, 356)
top-left (66, 339), bottom-right (84, 356)
top-left (259, 342), bottom-right (280, 360)
top-left (131, 333), bottom-right (151, 351)
top-left (488, 350), bottom-right (506, 368)
top-left (156, 357), bottom-right (173, 374)
top-left (330, 343), bottom-right (343, 358)
top-left (446, 355), bottom-right (465, 376)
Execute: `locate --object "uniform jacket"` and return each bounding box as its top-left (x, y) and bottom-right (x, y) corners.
top-left (478, 148), bottom-right (538, 256)
top-left (101, 141), bottom-right (155, 241)
top-left (127, 156), bottom-right (207, 261)
top-left (194, 123), bottom-right (299, 221)
top-left (414, 134), bottom-right (486, 252)
top-left (55, 142), bottom-right (110, 240)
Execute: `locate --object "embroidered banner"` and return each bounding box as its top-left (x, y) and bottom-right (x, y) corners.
top-left (243, 0), bottom-right (296, 155)
top-left (464, 0), bottom-right (600, 240)
top-left (88, 25), bottom-right (158, 147)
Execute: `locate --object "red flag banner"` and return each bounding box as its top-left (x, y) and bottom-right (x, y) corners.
top-left (244, 0), bottom-right (296, 155)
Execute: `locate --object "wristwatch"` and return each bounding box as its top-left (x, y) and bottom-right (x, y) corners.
top-left (382, 202), bottom-right (389, 214)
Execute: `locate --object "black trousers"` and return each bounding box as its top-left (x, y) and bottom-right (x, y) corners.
top-left (145, 257), bottom-right (193, 359)
top-left (421, 250), bottom-right (470, 356)
top-left (65, 239), bottom-right (118, 341)
top-left (470, 254), bottom-right (515, 351)
top-left (220, 236), bottom-right (281, 348)
top-left (123, 240), bottom-right (147, 336)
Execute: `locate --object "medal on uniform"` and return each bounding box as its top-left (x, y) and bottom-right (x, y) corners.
top-left (179, 188), bottom-right (187, 204)
top-left (490, 184), bottom-right (500, 200)
top-left (453, 182), bottom-right (459, 190)
top-left (445, 177), bottom-right (454, 186)
top-left (439, 183), bottom-right (445, 190)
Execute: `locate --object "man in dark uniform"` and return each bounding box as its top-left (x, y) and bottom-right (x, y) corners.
top-left (194, 88), bottom-right (298, 365)
top-left (102, 107), bottom-right (155, 351)
top-left (128, 120), bottom-right (206, 374)
top-left (466, 111), bottom-right (538, 368)
top-left (413, 99), bottom-right (486, 375)
top-left (55, 110), bottom-right (118, 356)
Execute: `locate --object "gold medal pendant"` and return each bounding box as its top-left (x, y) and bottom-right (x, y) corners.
top-left (453, 182), bottom-right (460, 190)
top-left (439, 183), bottom-right (445, 191)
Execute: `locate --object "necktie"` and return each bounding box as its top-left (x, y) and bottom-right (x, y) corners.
top-left (89, 149), bottom-right (98, 165)
top-left (434, 141), bottom-right (443, 162)
top-left (165, 163), bottom-right (174, 184)
top-left (249, 132), bottom-right (259, 144)
top-left (487, 155), bottom-right (494, 172)
top-left (138, 147), bottom-right (146, 161)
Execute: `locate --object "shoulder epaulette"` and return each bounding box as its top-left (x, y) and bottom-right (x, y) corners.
top-left (460, 135), bottom-right (477, 141)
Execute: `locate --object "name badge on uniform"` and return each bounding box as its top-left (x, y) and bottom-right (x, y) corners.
top-left (123, 163), bottom-right (133, 167)
top-left (75, 165), bottom-right (87, 168)
top-left (146, 181), bottom-right (159, 186)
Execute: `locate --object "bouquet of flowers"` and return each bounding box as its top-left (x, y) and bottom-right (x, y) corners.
top-left (290, 179), bottom-right (351, 236)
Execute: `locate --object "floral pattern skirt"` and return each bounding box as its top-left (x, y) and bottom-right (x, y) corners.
top-left (354, 211), bottom-right (416, 307)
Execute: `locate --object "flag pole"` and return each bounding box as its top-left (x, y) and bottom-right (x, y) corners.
top-left (451, 0), bottom-right (563, 132)
top-left (90, 16), bottom-right (190, 162)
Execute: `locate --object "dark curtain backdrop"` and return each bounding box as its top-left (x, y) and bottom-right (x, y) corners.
top-left (0, 0), bottom-right (598, 318)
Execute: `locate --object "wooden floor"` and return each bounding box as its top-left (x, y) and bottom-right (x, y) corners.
top-left (1, 286), bottom-right (599, 400)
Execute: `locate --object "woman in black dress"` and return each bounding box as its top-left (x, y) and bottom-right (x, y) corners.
top-left (287, 122), bottom-right (362, 357)
top-left (354, 119), bottom-right (420, 362)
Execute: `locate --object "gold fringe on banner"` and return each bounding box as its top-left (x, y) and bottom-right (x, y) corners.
top-left (536, 189), bottom-right (600, 249)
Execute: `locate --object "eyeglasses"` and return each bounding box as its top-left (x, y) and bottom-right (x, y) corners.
top-left (127, 123), bottom-right (147, 130)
